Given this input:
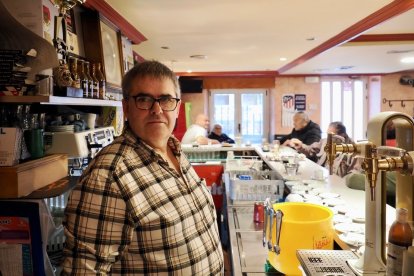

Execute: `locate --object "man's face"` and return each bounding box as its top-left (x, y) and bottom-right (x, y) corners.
top-left (122, 76), bottom-right (180, 148)
top-left (200, 116), bottom-right (210, 129)
top-left (327, 125), bottom-right (336, 134)
top-left (213, 125), bottom-right (222, 135)
top-left (293, 114), bottom-right (307, 131)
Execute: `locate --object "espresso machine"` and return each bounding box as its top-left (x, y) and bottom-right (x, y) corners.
top-left (325, 111), bottom-right (414, 275)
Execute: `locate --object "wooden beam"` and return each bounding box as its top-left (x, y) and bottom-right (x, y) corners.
top-left (277, 0), bottom-right (414, 74)
top-left (349, 33), bottom-right (414, 43)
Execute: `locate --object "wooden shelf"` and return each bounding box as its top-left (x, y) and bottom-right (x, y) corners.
top-left (0, 95), bottom-right (122, 107)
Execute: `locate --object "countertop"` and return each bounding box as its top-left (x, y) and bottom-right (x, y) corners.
top-left (224, 146), bottom-right (396, 275)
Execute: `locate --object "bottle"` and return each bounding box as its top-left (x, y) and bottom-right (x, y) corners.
top-left (95, 62), bottom-right (106, 100)
top-left (90, 62), bottom-right (99, 99)
top-left (387, 208), bottom-right (413, 276)
top-left (84, 61), bottom-right (94, 99)
top-left (68, 57), bottom-right (81, 89)
top-left (77, 59), bottom-right (89, 98)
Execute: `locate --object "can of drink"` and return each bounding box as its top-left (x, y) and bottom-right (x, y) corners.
top-left (254, 202), bottom-right (264, 223)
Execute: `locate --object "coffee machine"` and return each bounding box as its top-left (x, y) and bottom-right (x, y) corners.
top-left (325, 111), bottom-right (414, 275)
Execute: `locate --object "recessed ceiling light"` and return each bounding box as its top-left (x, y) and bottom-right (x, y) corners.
top-left (401, 57), bottom-right (414, 64)
top-left (387, 50), bottom-right (414, 54)
top-left (337, 66), bottom-right (354, 70)
top-left (306, 37), bottom-right (316, 41)
top-left (190, 55), bottom-right (207, 59)
top-left (187, 69), bottom-right (192, 73)
top-left (279, 57), bottom-right (287, 61)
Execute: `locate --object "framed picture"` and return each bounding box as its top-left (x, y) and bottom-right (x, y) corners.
top-left (100, 20), bottom-right (122, 87)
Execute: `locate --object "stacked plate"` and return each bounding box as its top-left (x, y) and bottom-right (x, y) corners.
top-left (48, 125), bottom-right (75, 133)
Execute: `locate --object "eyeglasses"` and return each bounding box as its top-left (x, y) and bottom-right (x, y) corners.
top-left (128, 95), bottom-right (180, 111)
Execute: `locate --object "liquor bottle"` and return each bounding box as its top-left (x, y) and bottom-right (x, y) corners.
top-left (68, 57), bottom-right (81, 89)
top-left (77, 59), bottom-right (89, 98)
top-left (95, 62), bottom-right (106, 100)
top-left (387, 208), bottom-right (413, 276)
top-left (84, 61), bottom-right (94, 99)
top-left (90, 62), bottom-right (99, 99)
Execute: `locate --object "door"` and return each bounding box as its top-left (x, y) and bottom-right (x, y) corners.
top-left (209, 89), bottom-right (268, 144)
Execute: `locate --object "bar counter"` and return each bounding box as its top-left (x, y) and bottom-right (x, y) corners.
top-left (183, 144), bottom-right (396, 275)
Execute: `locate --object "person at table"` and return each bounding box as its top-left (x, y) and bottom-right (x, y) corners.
top-left (208, 123), bottom-right (235, 144)
top-left (280, 111), bottom-right (321, 159)
top-left (181, 113), bottom-right (220, 145)
top-left (289, 121), bottom-right (355, 175)
top-left (62, 61), bottom-right (224, 275)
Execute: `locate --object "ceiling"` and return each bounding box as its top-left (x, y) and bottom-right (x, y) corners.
top-left (104, 0), bottom-right (414, 76)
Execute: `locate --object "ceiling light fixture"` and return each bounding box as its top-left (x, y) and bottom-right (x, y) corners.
top-left (161, 46), bottom-right (169, 50)
top-left (306, 37), bottom-right (316, 41)
top-left (187, 70), bottom-right (192, 73)
top-left (280, 57), bottom-right (287, 61)
top-left (401, 57), bottom-right (414, 64)
top-left (190, 55), bottom-right (207, 59)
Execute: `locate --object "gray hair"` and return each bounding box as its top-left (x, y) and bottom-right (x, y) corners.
top-left (294, 111), bottom-right (310, 122)
top-left (122, 60), bottom-right (181, 99)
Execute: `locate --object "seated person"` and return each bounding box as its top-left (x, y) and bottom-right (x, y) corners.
top-left (289, 121), bottom-right (355, 176)
top-left (280, 111), bottom-right (321, 146)
top-left (280, 111), bottom-right (322, 161)
top-left (345, 165), bottom-right (396, 207)
top-left (208, 124), bottom-right (235, 144)
top-left (181, 113), bottom-right (220, 145)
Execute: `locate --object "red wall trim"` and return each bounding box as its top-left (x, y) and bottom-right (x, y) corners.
top-left (84, 0), bottom-right (147, 45)
top-left (277, 0), bottom-right (414, 74)
top-left (349, 33), bottom-right (414, 42)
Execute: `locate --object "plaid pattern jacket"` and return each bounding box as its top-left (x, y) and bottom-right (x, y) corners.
top-left (62, 128), bottom-right (224, 275)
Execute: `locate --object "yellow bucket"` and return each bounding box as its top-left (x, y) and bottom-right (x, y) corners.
top-left (267, 202), bottom-right (334, 275)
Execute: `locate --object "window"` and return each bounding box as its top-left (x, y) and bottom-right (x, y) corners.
top-left (209, 89), bottom-right (268, 144)
top-left (321, 78), bottom-right (367, 141)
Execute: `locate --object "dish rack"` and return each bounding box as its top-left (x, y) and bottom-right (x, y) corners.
top-left (228, 170), bottom-right (284, 202)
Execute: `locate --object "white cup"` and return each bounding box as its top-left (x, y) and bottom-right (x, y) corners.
top-left (314, 169), bottom-right (324, 180)
top-left (82, 113), bottom-right (97, 130)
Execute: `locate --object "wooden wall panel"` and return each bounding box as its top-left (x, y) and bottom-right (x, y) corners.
top-left (203, 77), bottom-right (275, 89)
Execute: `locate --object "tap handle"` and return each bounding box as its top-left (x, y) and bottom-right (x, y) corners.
top-left (324, 133), bottom-right (335, 175)
top-left (376, 146), bottom-right (406, 158)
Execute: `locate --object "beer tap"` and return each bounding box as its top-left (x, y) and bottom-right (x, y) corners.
top-left (325, 133), bottom-right (380, 201)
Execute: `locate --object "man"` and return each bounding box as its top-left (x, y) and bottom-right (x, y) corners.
top-left (280, 111), bottom-right (321, 160)
top-left (208, 124), bottom-right (235, 144)
top-left (62, 61), bottom-right (224, 275)
top-left (181, 113), bottom-right (220, 145)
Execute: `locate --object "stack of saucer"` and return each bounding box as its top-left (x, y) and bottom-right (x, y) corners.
top-left (48, 125), bottom-right (75, 133)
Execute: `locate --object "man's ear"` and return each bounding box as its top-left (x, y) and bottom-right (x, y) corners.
top-left (122, 99), bottom-right (129, 121)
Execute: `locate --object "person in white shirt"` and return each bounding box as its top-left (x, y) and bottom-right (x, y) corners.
top-left (181, 113), bottom-right (220, 145)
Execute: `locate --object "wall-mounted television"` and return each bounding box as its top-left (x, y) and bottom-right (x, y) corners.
top-left (179, 77), bottom-right (203, 93)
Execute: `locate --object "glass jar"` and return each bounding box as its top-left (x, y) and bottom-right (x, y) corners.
top-left (68, 57), bottom-right (80, 89)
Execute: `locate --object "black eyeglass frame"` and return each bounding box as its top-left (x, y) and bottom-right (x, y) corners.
top-left (128, 95), bottom-right (181, 111)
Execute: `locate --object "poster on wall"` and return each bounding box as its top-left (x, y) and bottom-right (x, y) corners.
top-left (282, 94), bottom-right (295, 127)
top-left (294, 94), bottom-right (306, 111)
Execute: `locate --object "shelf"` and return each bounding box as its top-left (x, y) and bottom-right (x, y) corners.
top-left (0, 95), bottom-right (122, 107)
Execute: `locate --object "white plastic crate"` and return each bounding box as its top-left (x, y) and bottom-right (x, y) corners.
top-left (228, 170), bottom-right (284, 201)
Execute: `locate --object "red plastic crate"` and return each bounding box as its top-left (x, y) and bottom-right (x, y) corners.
top-left (193, 165), bottom-right (224, 210)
